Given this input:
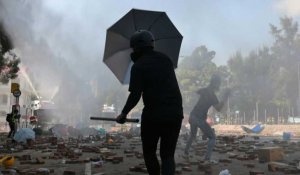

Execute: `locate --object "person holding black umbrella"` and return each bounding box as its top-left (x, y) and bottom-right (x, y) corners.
top-left (116, 30), bottom-right (183, 175)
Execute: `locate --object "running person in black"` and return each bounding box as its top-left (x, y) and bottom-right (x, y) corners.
top-left (184, 74), bottom-right (230, 162)
top-left (7, 109), bottom-right (18, 138)
top-left (116, 30), bottom-right (183, 175)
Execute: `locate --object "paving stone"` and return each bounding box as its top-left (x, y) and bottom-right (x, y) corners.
top-left (63, 170), bottom-right (76, 175)
top-left (182, 166), bottom-right (192, 171)
top-left (244, 163), bottom-right (255, 168)
top-left (249, 170), bottom-right (264, 175)
top-left (219, 159), bottom-right (232, 163)
top-left (198, 162), bottom-right (211, 171)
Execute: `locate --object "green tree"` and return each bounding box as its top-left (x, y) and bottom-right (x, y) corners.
top-left (177, 45), bottom-right (228, 114)
top-left (226, 17), bottom-right (300, 123)
top-left (269, 17), bottom-right (300, 117)
top-left (227, 47), bottom-right (276, 123)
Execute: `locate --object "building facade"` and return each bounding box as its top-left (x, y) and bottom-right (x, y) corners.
top-left (0, 68), bottom-right (35, 124)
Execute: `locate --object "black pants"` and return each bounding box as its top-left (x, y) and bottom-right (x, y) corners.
top-left (141, 119), bottom-right (182, 175)
top-left (8, 122), bottom-right (16, 138)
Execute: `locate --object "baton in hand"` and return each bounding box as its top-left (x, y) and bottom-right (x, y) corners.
top-left (90, 117), bottom-right (139, 123)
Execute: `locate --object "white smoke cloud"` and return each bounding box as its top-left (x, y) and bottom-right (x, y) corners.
top-left (275, 0), bottom-right (300, 17)
top-left (0, 0), bottom-right (128, 125)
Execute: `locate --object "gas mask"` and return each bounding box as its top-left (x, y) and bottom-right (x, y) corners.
top-left (130, 51), bottom-right (142, 63)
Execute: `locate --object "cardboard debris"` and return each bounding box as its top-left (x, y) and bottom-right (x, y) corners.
top-left (257, 147), bottom-right (284, 162)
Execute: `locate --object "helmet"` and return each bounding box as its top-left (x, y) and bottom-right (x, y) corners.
top-left (2, 156), bottom-right (15, 168)
top-left (29, 116), bottom-right (38, 124)
top-left (130, 30), bottom-right (154, 49)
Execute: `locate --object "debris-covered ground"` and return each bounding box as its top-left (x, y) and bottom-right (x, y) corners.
top-left (0, 128), bottom-right (299, 175)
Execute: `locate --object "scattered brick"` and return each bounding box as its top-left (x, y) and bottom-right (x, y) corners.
top-left (219, 159), bottom-right (232, 163)
top-left (63, 170), bottom-right (76, 175)
top-left (249, 170), bottom-right (264, 175)
top-left (244, 163), bottom-right (255, 168)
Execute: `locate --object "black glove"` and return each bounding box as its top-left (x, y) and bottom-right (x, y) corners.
top-left (116, 113), bottom-right (127, 124)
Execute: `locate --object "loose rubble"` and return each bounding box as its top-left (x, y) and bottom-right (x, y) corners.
top-left (0, 131), bottom-right (299, 174)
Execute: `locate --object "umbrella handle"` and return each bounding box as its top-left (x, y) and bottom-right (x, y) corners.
top-left (90, 117), bottom-right (139, 123)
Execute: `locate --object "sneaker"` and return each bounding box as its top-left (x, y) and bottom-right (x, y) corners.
top-left (203, 159), bottom-right (218, 164)
top-left (208, 160), bottom-right (218, 164)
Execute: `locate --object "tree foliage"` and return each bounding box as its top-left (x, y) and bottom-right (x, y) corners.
top-left (177, 17), bottom-right (300, 123)
top-left (177, 46), bottom-right (229, 113)
top-left (0, 23), bottom-right (20, 84)
top-left (227, 17), bottom-right (300, 123)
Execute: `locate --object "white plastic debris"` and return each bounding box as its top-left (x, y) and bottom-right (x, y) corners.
top-left (92, 160), bottom-right (104, 167)
top-left (219, 169), bottom-right (231, 175)
top-left (37, 168), bottom-right (50, 174)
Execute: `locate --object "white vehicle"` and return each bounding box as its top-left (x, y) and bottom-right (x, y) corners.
top-left (28, 100), bottom-right (57, 128)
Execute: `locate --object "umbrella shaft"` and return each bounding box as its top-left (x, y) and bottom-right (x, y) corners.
top-left (90, 117), bottom-right (139, 123)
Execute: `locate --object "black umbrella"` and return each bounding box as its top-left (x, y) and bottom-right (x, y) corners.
top-left (103, 8), bottom-right (183, 84)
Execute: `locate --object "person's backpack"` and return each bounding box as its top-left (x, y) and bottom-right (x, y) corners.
top-left (6, 114), bottom-right (12, 122)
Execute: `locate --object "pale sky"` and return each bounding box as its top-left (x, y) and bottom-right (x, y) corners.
top-left (2, 0), bottom-right (300, 106)
top-left (42, 0), bottom-right (300, 65)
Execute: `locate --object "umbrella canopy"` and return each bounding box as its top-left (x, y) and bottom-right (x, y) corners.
top-left (103, 8), bottom-right (183, 84)
top-left (49, 124), bottom-right (68, 138)
top-left (13, 128), bottom-right (35, 143)
top-left (241, 124), bottom-right (265, 134)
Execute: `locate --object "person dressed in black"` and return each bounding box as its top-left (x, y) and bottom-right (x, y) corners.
top-left (116, 30), bottom-right (183, 175)
top-left (7, 109), bottom-right (18, 138)
top-left (184, 74), bottom-right (230, 163)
